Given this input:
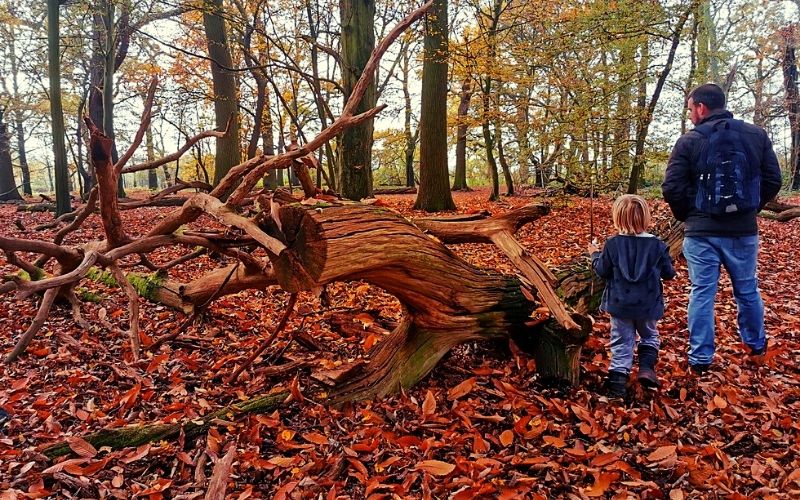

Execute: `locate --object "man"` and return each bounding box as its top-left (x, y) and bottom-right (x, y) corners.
top-left (662, 83), bottom-right (782, 374)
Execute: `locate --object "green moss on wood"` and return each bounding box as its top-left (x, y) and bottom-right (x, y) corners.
top-left (126, 272), bottom-right (165, 300)
top-left (76, 287), bottom-right (103, 303)
top-left (42, 391), bottom-right (289, 459)
top-left (86, 267), bottom-right (166, 300)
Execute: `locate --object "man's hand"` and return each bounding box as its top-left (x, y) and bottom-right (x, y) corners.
top-left (587, 239), bottom-right (600, 254)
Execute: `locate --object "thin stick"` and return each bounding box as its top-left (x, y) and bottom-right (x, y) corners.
top-left (225, 293), bottom-right (298, 384)
top-left (109, 264), bottom-right (141, 360)
top-left (5, 288), bottom-right (59, 363)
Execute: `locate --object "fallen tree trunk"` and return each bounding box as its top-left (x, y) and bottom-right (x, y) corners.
top-left (41, 391), bottom-right (288, 458)
top-left (762, 199), bottom-right (800, 222)
top-left (260, 203), bottom-right (591, 400)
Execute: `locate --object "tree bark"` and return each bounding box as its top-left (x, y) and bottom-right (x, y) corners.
top-left (338, 0), bottom-right (376, 200)
top-left (47, 0), bottom-right (71, 215)
top-left (0, 110), bottom-right (23, 201)
top-left (453, 79), bottom-right (472, 191)
top-left (203, 0), bottom-right (242, 191)
top-left (496, 122), bottom-right (514, 196)
top-left (782, 26), bottom-right (800, 190)
top-left (414, 0), bottom-right (455, 211)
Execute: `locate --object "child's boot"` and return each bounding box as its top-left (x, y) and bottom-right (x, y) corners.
top-left (605, 371), bottom-right (628, 398)
top-left (637, 345), bottom-right (660, 389)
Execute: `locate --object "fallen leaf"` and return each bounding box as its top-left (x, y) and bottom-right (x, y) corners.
top-left (414, 460), bottom-right (455, 476)
top-left (66, 436), bottom-right (97, 458)
top-left (647, 445), bottom-right (677, 462)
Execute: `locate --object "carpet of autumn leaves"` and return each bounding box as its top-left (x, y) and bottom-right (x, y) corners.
top-left (1, 189), bottom-right (800, 499)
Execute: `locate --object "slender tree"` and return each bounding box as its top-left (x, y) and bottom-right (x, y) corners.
top-left (0, 108), bottom-right (22, 201)
top-left (203, 0), bottom-right (242, 191)
top-left (47, 0), bottom-right (71, 215)
top-left (782, 26), bottom-right (800, 190)
top-left (452, 78), bottom-right (472, 190)
top-left (339, 0), bottom-right (376, 200)
top-left (414, 0), bottom-right (455, 211)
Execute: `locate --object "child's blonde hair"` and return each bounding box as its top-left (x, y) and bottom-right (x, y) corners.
top-left (611, 194), bottom-right (651, 235)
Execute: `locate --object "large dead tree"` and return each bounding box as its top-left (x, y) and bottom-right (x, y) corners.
top-left (0, 2), bottom-right (596, 406)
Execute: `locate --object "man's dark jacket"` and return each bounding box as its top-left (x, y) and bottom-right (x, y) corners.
top-left (662, 110), bottom-right (782, 236)
top-left (591, 234), bottom-right (676, 320)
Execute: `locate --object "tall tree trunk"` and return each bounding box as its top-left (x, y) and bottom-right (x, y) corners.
top-left (453, 79), bottom-right (472, 190)
top-left (146, 114), bottom-right (158, 190)
top-left (414, 0), bottom-right (455, 211)
top-left (13, 112), bottom-right (31, 197)
top-left (338, 0), bottom-right (376, 200)
top-left (0, 110), bottom-right (23, 201)
top-left (305, 0), bottom-right (337, 190)
top-left (482, 0), bottom-right (501, 202)
top-left (8, 35), bottom-right (31, 197)
top-left (402, 42), bottom-right (416, 188)
top-left (627, 0), bottom-right (697, 194)
top-left (203, 0), bottom-right (242, 192)
top-left (782, 27), bottom-right (800, 190)
top-left (496, 122), bottom-right (514, 195)
top-left (47, 0), bottom-right (71, 215)
top-left (483, 80), bottom-right (499, 202)
top-left (262, 92), bottom-right (278, 189)
top-left (611, 41), bottom-right (634, 184)
top-left (515, 88), bottom-right (531, 186)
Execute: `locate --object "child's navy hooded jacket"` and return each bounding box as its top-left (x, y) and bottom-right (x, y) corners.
top-left (591, 234), bottom-right (676, 320)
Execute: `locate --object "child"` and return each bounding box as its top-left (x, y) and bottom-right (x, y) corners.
top-left (588, 195), bottom-right (676, 398)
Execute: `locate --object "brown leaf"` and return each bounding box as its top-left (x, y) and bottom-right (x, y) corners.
top-left (447, 377), bottom-right (476, 400)
top-left (499, 430), bottom-right (514, 447)
top-left (542, 435), bottom-right (566, 448)
top-left (66, 436), bottom-right (97, 458)
top-left (302, 432), bottom-right (329, 445)
top-left (120, 444), bottom-right (150, 464)
top-left (584, 472), bottom-right (619, 497)
top-left (414, 460), bottom-right (455, 476)
top-left (647, 445), bottom-right (677, 462)
top-left (422, 390), bottom-right (436, 417)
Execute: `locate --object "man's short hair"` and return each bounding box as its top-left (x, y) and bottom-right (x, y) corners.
top-left (688, 83), bottom-right (726, 110)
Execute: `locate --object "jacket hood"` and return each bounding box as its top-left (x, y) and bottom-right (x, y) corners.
top-left (616, 235), bottom-right (660, 282)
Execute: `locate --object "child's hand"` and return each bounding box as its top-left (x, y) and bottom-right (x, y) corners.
top-left (587, 238), bottom-right (600, 254)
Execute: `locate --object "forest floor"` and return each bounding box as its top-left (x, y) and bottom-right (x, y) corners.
top-left (1, 189), bottom-right (799, 499)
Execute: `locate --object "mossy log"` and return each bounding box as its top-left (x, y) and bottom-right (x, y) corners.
top-left (42, 391), bottom-right (288, 459)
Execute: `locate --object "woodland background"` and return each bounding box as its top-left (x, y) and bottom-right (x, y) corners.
top-left (1, 0), bottom-right (800, 498)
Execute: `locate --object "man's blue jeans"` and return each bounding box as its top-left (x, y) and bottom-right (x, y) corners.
top-left (683, 235), bottom-right (766, 366)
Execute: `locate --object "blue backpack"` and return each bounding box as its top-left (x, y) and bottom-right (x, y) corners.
top-left (693, 119), bottom-right (760, 215)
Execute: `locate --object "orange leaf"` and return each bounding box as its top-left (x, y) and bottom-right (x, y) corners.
top-left (120, 383), bottom-right (141, 411)
top-left (289, 376), bottom-right (304, 404)
top-left (120, 444), bottom-right (150, 464)
top-left (713, 395), bottom-right (728, 409)
top-left (66, 437), bottom-right (97, 459)
top-left (473, 434), bottom-right (491, 453)
top-left (363, 334), bottom-right (377, 351)
top-left (353, 313), bottom-right (374, 328)
top-left (447, 377), bottom-right (476, 400)
top-left (422, 390), bottom-right (436, 416)
top-left (584, 472), bottom-right (619, 497)
top-left (302, 432), bottom-right (329, 445)
top-left (499, 430), bottom-right (514, 447)
top-left (542, 435), bottom-right (566, 448)
top-left (414, 460), bottom-right (455, 476)
top-left (647, 445), bottom-right (677, 462)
